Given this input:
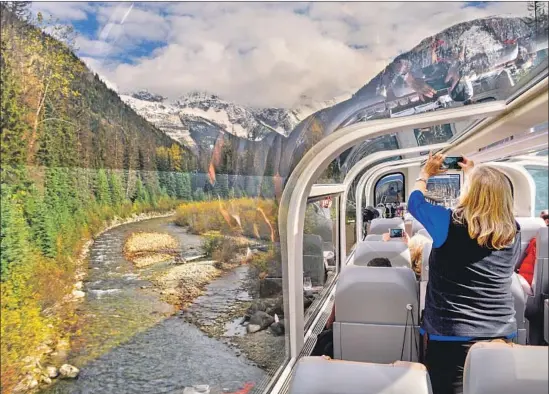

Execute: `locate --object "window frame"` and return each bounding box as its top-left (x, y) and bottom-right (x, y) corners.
top-left (373, 171), bottom-right (406, 206)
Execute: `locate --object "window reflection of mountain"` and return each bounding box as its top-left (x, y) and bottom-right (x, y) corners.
top-left (376, 180), bottom-right (404, 205)
top-left (274, 18), bottom-right (547, 181)
top-left (356, 19), bottom-right (546, 108)
top-left (414, 124), bottom-right (454, 146)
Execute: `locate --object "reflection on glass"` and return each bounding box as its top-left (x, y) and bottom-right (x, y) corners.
top-left (375, 173), bottom-right (405, 206)
top-left (425, 174), bottom-right (461, 207)
top-left (303, 197), bottom-right (338, 323)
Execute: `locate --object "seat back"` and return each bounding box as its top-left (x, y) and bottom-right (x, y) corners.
top-left (333, 266), bottom-right (420, 363)
top-left (369, 218), bottom-right (405, 235)
top-left (533, 226), bottom-right (548, 297)
top-left (354, 241), bottom-right (411, 268)
top-left (515, 217), bottom-right (545, 265)
top-left (289, 357), bottom-right (433, 394)
top-left (543, 299), bottom-right (549, 344)
top-left (463, 342), bottom-right (549, 394)
top-left (510, 272), bottom-right (528, 344)
top-left (364, 234), bottom-right (404, 242)
top-left (527, 226), bottom-right (549, 344)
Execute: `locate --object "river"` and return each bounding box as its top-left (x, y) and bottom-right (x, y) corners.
top-left (42, 217), bottom-right (266, 394)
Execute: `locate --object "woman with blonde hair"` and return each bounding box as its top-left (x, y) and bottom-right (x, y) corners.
top-left (408, 153), bottom-right (520, 394)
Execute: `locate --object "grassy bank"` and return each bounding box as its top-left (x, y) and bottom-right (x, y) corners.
top-left (1, 199), bottom-right (178, 393)
top-left (175, 198), bottom-right (277, 241)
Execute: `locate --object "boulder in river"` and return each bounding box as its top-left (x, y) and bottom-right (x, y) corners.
top-left (46, 366), bottom-right (59, 378)
top-left (266, 297), bottom-right (284, 317)
top-left (71, 290), bottom-right (85, 299)
top-left (247, 311), bottom-right (274, 333)
top-left (59, 364), bottom-right (79, 379)
top-left (244, 300), bottom-right (268, 320)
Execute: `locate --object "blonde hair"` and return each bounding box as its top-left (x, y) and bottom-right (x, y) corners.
top-left (408, 234), bottom-right (431, 278)
top-left (452, 165), bottom-right (516, 250)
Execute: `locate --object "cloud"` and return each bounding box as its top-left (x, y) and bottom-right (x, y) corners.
top-left (76, 36), bottom-right (116, 57)
top-left (69, 2), bottom-right (530, 108)
top-left (32, 2), bottom-right (92, 21)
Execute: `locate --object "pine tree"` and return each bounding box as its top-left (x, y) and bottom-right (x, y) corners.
top-left (0, 191), bottom-right (31, 277)
top-left (260, 176), bottom-right (275, 199)
top-left (95, 169), bottom-right (111, 206)
top-left (134, 178), bottom-right (149, 203)
top-left (214, 173), bottom-right (229, 199)
top-left (0, 48), bottom-right (27, 168)
top-left (177, 173), bottom-right (191, 200)
top-left (108, 171), bottom-right (124, 207)
top-left (166, 172), bottom-right (178, 198)
top-left (235, 187), bottom-right (244, 199)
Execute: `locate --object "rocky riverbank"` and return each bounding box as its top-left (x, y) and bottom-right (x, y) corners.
top-left (12, 211), bottom-right (176, 393)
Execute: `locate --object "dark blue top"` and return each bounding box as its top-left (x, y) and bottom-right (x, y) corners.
top-left (408, 190), bottom-right (518, 341)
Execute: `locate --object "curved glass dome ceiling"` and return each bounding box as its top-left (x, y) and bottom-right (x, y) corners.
top-left (35, 2), bottom-right (549, 186)
top-left (278, 13), bottom-right (547, 181)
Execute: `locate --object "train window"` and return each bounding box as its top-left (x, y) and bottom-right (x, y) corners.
top-left (525, 166), bottom-right (549, 214)
top-left (425, 174), bottom-right (460, 207)
top-left (374, 172), bottom-right (405, 206)
top-left (303, 196), bottom-right (338, 325)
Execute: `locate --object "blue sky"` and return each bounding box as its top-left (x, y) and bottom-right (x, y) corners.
top-left (32, 1), bottom-right (529, 107)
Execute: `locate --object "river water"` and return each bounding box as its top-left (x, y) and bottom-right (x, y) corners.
top-left (43, 217), bottom-right (266, 394)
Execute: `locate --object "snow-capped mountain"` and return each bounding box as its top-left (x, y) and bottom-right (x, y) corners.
top-left (120, 91), bottom-right (348, 152)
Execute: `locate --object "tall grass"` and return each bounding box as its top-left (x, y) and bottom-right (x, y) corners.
top-left (175, 198), bottom-right (278, 241)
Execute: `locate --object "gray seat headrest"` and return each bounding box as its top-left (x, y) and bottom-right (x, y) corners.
top-left (536, 226), bottom-right (548, 259)
top-left (463, 342), bottom-right (548, 394)
top-left (515, 217), bottom-right (545, 260)
top-left (336, 265), bottom-right (418, 324)
top-left (289, 357), bottom-right (432, 394)
top-left (355, 241), bottom-right (411, 268)
top-left (369, 218), bottom-right (405, 235)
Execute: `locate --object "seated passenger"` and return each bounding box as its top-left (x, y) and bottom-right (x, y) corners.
top-left (314, 258), bottom-right (391, 358)
top-left (325, 257), bottom-right (391, 330)
top-left (517, 211), bottom-right (549, 294)
top-left (409, 234), bottom-right (431, 280)
top-left (408, 152), bottom-right (520, 394)
top-left (381, 232), bottom-right (431, 279)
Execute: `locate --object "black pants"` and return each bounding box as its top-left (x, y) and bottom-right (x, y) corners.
top-left (424, 337), bottom-right (508, 394)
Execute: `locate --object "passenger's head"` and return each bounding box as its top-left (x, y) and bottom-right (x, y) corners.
top-left (453, 165), bottom-right (516, 249)
top-left (541, 211), bottom-right (549, 226)
top-left (367, 257), bottom-right (392, 267)
top-left (408, 234), bottom-right (431, 278)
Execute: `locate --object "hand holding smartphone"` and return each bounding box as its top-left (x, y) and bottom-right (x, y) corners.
top-left (389, 228), bottom-right (404, 238)
top-left (442, 156), bottom-right (464, 170)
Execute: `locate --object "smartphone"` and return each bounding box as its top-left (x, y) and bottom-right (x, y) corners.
top-left (389, 228), bottom-right (404, 238)
top-left (442, 156), bottom-right (463, 170)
